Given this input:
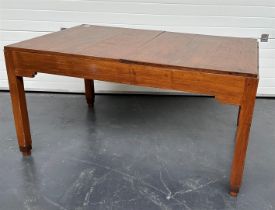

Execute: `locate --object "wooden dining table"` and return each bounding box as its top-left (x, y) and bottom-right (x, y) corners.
top-left (4, 24), bottom-right (258, 196)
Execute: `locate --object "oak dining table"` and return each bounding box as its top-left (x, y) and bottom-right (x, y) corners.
top-left (4, 24), bottom-right (258, 196)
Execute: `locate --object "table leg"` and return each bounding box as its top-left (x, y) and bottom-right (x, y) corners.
top-left (5, 51), bottom-right (32, 156)
top-left (237, 106), bottom-right (241, 126)
top-left (84, 79), bottom-right (95, 107)
top-left (230, 78), bottom-right (258, 196)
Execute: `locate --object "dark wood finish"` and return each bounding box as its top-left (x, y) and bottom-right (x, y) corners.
top-left (84, 79), bottom-right (95, 106)
top-left (4, 24), bottom-right (259, 196)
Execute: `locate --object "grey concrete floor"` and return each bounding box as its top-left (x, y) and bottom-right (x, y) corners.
top-left (0, 92), bottom-right (274, 210)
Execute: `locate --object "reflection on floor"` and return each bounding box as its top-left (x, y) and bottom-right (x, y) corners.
top-left (0, 92), bottom-right (274, 210)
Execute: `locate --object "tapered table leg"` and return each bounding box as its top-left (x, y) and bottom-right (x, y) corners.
top-left (84, 79), bottom-right (95, 107)
top-left (230, 78), bottom-right (258, 196)
top-left (5, 51), bottom-right (32, 156)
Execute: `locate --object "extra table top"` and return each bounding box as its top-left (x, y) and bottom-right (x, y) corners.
top-left (6, 24), bottom-right (258, 77)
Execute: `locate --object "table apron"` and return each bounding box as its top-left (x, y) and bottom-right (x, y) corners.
top-left (10, 50), bottom-right (247, 105)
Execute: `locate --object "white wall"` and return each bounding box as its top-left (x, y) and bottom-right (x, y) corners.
top-left (0, 0), bottom-right (274, 96)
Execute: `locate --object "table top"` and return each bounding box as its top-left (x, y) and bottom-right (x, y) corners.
top-left (6, 24), bottom-right (258, 77)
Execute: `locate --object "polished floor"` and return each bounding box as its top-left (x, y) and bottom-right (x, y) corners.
top-left (0, 92), bottom-right (274, 210)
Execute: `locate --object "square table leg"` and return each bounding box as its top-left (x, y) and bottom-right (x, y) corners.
top-left (230, 78), bottom-right (258, 196)
top-left (5, 51), bottom-right (32, 156)
top-left (84, 79), bottom-right (95, 107)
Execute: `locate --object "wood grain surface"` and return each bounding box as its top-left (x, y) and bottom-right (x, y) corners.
top-left (6, 24), bottom-right (258, 77)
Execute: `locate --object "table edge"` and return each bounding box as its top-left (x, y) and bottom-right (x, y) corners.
top-left (4, 46), bottom-right (258, 78)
